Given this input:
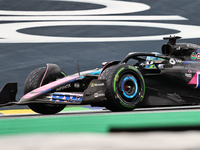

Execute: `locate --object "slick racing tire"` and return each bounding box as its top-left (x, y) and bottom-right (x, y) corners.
top-left (100, 64), bottom-right (145, 111)
top-left (24, 67), bottom-right (67, 114)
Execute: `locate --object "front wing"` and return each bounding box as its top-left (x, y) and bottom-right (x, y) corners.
top-left (0, 79), bottom-right (106, 107)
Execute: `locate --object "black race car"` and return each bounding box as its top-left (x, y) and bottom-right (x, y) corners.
top-left (0, 36), bottom-right (200, 114)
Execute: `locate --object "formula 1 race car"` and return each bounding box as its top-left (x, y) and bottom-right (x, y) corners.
top-left (1, 36), bottom-right (200, 114)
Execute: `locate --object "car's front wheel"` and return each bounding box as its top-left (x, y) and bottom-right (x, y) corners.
top-left (100, 64), bottom-right (145, 111)
top-left (24, 66), bottom-right (66, 114)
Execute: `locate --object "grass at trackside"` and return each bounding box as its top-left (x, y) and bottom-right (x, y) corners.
top-left (1, 110), bottom-right (200, 135)
top-left (62, 106), bottom-right (94, 111)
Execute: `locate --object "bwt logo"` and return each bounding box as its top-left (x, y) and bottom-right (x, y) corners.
top-left (0, 0), bottom-right (199, 43)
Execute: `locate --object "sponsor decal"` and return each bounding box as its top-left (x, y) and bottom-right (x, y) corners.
top-left (191, 52), bottom-right (200, 60)
top-left (188, 71), bottom-right (200, 88)
top-left (185, 73), bottom-right (192, 78)
top-left (185, 70), bottom-right (193, 78)
top-left (51, 92), bottom-right (82, 103)
top-left (114, 75), bottom-right (119, 82)
top-left (74, 83), bottom-right (80, 88)
top-left (169, 58), bottom-right (182, 65)
top-left (90, 82), bottom-right (105, 87)
top-left (191, 49), bottom-right (200, 60)
top-left (56, 84), bottom-right (71, 91)
top-left (187, 44), bottom-right (200, 49)
top-left (90, 83), bottom-right (94, 87)
top-left (94, 93), bottom-right (105, 98)
top-left (169, 58), bottom-right (176, 65)
top-left (176, 46), bottom-right (181, 50)
top-left (175, 59), bottom-right (182, 63)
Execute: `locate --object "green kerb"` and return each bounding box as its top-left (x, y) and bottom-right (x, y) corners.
top-left (1, 110), bottom-right (200, 135)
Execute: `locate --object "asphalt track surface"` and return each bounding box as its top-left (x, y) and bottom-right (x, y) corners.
top-left (1, 0), bottom-right (200, 149)
top-left (0, 0), bottom-right (200, 99)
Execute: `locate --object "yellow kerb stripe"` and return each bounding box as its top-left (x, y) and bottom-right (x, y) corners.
top-left (0, 109), bottom-right (35, 115)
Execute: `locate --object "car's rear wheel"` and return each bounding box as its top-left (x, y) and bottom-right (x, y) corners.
top-left (100, 64), bottom-right (145, 111)
top-left (24, 66), bottom-right (67, 114)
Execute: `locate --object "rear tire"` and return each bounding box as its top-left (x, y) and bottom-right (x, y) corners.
top-left (100, 64), bottom-right (145, 111)
top-left (24, 67), bottom-right (66, 114)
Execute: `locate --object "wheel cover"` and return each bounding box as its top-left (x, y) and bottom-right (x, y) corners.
top-left (121, 75), bottom-right (138, 99)
top-left (115, 69), bottom-right (143, 105)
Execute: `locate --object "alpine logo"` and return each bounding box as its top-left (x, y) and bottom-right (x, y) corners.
top-left (188, 71), bottom-right (200, 88)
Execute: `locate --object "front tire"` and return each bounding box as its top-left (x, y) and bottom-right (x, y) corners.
top-left (100, 64), bottom-right (145, 111)
top-left (24, 66), bottom-right (66, 114)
